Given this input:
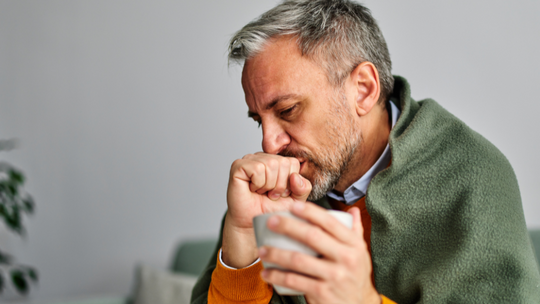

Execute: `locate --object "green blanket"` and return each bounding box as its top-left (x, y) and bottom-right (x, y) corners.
top-left (192, 76), bottom-right (540, 303)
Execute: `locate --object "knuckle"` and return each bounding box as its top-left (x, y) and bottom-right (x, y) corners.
top-left (230, 159), bottom-right (241, 170)
top-left (283, 272), bottom-right (296, 287)
top-left (267, 158), bottom-right (278, 170)
top-left (290, 251), bottom-right (303, 267)
top-left (281, 157), bottom-right (291, 168)
top-left (230, 159), bottom-right (244, 176)
top-left (254, 162), bottom-right (266, 173)
top-left (324, 216), bottom-right (340, 232)
top-left (305, 227), bottom-right (321, 244)
top-left (341, 251), bottom-right (357, 268)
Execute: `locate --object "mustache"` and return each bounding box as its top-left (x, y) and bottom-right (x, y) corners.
top-left (279, 148), bottom-right (306, 158)
top-left (279, 148), bottom-right (316, 165)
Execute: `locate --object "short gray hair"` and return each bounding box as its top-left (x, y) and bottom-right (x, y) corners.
top-left (228, 0), bottom-right (394, 102)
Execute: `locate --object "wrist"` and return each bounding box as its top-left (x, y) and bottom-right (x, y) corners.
top-left (222, 214), bottom-right (259, 268)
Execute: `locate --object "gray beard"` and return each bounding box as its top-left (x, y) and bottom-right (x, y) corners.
top-left (279, 90), bottom-right (361, 202)
top-left (306, 133), bottom-right (360, 201)
top-left (281, 118), bottom-right (361, 201)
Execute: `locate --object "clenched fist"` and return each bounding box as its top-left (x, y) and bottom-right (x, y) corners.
top-left (222, 152), bottom-right (312, 268)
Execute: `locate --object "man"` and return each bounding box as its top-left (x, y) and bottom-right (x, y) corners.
top-left (191, 0), bottom-right (540, 303)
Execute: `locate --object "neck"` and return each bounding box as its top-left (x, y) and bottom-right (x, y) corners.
top-left (333, 103), bottom-right (391, 193)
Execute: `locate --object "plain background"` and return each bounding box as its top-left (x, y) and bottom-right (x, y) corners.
top-left (0, 0), bottom-right (539, 301)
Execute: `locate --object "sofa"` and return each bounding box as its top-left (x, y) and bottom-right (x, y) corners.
top-left (43, 238), bottom-right (217, 304)
top-left (51, 230), bottom-right (540, 304)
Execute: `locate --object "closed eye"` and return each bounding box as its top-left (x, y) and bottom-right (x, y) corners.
top-left (280, 105), bottom-right (297, 117)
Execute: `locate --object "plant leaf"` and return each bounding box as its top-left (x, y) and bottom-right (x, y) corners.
top-left (9, 169), bottom-right (24, 185)
top-left (6, 206), bottom-right (23, 235)
top-left (11, 269), bottom-right (28, 294)
top-left (26, 268), bottom-right (38, 282)
top-left (23, 197), bottom-right (35, 214)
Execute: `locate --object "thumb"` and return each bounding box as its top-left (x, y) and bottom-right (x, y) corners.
top-left (347, 206), bottom-right (363, 236)
top-left (289, 173), bottom-right (312, 201)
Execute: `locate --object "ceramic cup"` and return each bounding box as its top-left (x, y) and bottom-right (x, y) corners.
top-left (253, 209), bottom-right (353, 295)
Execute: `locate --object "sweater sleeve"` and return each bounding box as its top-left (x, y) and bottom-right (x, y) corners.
top-left (381, 295), bottom-right (397, 304)
top-left (192, 212), bottom-right (400, 304)
top-left (208, 250), bottom-right (274, 304)
top-left (209, 249), bottom-right (396, 304)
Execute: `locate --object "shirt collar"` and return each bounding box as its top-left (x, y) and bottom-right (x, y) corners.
top-left (326, 100), bottom-right (400, 205)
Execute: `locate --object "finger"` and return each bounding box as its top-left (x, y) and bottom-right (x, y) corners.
top-left (291, 202), bottom-right (355, 245)
top-left (267, 213), bottom-right (345, 261)
top-left (254, 158), bottom-right (278, 196)
top-left (289, 157), bottom-right (301, 175)
top-left (233, 159), bottom-right (266, 193)
top-left (268, 157), bottom-right (293, 199)
top-left (347, 206), bottom-right (363, 237)
top-left (261, 267), bottom-right (321, 296)
top-left (289, 173), bottom-right (312, 202)
top-left (258, 246), bottom-right (333, 280)
top-left (275, 157), bottom-right (300, 199)
top-left (245, 153), bottom-right (292, 198)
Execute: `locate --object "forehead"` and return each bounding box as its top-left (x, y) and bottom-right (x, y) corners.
top-left (241, 36), bottom-right (329, 112)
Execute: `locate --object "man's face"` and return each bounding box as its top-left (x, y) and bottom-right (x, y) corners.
top-left (241, 37), bottom-right (361, 200)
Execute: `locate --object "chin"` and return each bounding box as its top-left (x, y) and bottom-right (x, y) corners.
top-left (305, 167), bottom-right (341, 202)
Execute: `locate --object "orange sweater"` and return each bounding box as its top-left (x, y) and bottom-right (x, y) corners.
top-left (209, 197), bottom-right (397, 304)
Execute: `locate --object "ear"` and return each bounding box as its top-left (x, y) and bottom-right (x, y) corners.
top-left (350, 62), bottom-right (381, 116)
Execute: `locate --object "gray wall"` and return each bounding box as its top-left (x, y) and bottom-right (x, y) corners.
top-left (0, 0), bottom-right (538, 301)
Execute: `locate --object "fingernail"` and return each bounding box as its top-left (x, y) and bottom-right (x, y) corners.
top-left (270, 192), bottom-right (280, 200)
top-left (267, 216), bottom-right (280, 227)
top-left (282, 189), bottom-right (291, 197)
top-left (293, 202), bottom-right (305, 212)
top-left (258, 247), bottom-right (267, 257)
top-left (298, 176), bottom-right (304, 187)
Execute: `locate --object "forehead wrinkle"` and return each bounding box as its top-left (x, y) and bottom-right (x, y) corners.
top-left (243, 37), bottom-right (326, 120)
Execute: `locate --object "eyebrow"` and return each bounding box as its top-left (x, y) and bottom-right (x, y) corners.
top-left (247, 94), bottom-right (301, 118)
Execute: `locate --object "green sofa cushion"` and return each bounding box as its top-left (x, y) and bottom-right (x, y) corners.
top-left (170, 238), bottom-right (218, 276)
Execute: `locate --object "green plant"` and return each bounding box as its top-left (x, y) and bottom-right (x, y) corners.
top-left (0, 140), bottom-right (38, 294)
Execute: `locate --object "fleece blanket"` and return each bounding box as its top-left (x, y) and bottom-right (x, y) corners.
top-left (192, 76), bottom-right (540, 303)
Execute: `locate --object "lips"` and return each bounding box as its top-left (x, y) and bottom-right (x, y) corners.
top-left (299, 160), bottom-right (306, 173)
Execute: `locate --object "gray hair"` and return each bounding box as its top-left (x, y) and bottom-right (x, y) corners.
top-left (228, 0), bottom-right (394, 102)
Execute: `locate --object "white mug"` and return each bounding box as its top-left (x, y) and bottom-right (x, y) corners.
top-left (253, 209), bottom-right (353, 295)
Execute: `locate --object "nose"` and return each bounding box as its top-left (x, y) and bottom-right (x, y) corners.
top-left (261, 120), bottom-right (290, 155)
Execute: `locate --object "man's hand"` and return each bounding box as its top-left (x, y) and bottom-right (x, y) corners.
top-left (258, 202), bottom-right (381, 304)
top-left (222, 152), bottom-right (312, 268)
